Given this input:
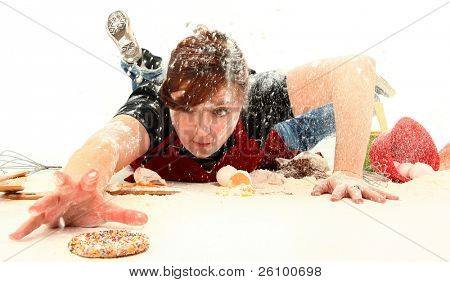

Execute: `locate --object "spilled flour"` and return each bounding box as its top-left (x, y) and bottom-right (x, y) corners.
top-left (2, 160), bottom-right (450, 261)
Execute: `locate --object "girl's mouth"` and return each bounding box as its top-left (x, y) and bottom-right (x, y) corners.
top-left (193, 141), bottom-right (211, 147)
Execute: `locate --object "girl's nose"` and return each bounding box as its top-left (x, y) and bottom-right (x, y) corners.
top-left (196, 112), bottom-right (212, 135)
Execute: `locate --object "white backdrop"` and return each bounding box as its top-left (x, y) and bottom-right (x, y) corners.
top-left (0, 0), bottom-right (448, 167)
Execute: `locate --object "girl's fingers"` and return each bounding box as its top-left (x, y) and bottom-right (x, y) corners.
top-left (102, 204), bottom-right (148, 226)
top-left (54, 171), bottom-right (75, 193)
top-left (371, 187), bottom-right (399, 200)
top-left (311, 179), bottom-right (332, 196)
top-left (42, 204), bottom-right (66, 224)
top-left (28, 193), bottom-right (60, 215)
top-left (330, 184), bottom-right (348, 201)
top-left (361, 187), bottom-right (386, 203)
top-left (347, 185), bottom-right (364, 204)
top-left (9, 213), bottom-right (45, 240)
top-left (81, 169), bottom-right (99, 191)
top-left (47, 216), bottom-right (65, 228)
top-left (310, 172), bottom-right (397, 204)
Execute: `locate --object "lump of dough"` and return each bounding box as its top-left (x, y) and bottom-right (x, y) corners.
top-left (250, 169), bottom-right (285, 185)
top-left (134, 167), bottom-right (166, 185)
top-left (397, 162), bottom-right (413, 178)
top-left (439, 143), bottom-right (450, 171)
top-left (408, 162), bottom-right (434, 179)
top-left (292, 151), bottom-right (330, 172)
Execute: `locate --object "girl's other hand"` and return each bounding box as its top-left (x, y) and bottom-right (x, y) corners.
top-left (311, 171), bottom-right (399, 204)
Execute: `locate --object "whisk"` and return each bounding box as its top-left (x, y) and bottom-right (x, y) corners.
top-left (0, 150), bottom-right (61, 175)
top-left (363, 171), bottom-right (390, 188)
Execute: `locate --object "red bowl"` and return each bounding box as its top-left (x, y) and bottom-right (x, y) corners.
top-left (369, 117), bottom-right (440, 183)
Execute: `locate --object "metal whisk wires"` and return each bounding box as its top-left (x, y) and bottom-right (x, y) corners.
top-left (0, 150), bottom-right (61, 174)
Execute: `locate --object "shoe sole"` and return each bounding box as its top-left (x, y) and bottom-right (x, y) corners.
top-left (106, 10), bottom-right (141, 63)
top-left (107, 11), bottom-right (127, 41)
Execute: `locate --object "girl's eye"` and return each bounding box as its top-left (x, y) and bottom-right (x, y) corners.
top-left (213, 108), bottom-right (230, 117)
top-left (182, 107), bottom-right (194, 113)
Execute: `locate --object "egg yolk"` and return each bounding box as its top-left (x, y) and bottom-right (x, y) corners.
top-left (231, 172), bottom-right (251, 186)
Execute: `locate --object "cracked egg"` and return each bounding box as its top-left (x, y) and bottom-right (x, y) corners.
top-left (216, 165), bottom-right (252, 187)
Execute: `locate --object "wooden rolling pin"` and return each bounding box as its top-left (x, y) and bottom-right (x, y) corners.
top-left (0, 170), bottom-right (30, 183)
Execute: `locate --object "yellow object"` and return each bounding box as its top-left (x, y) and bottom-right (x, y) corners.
top-left (231, 172), bottom-right (251, 186)
top-left (374, 101), bottom-right (389, 132)
top-left (373, 74), bottom-right (396, 132)
top-left (240, 187), bottom-right (256, 197)
top-left (364, 131), bottom-right (382, 172)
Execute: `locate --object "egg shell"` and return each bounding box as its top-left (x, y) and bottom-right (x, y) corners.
top-left (397, 162), bottom-right (413, 178)
top-left (408, 162), bottom-right (434, 179)
top-left (216, 165), bottom-right (238, 187)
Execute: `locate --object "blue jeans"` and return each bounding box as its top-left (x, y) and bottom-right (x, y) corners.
top-left (273, 104), bottom-right (335, 151)
top-left (121, 56), bottom-right (336, 152)
top-left (120, 59), bottom-right (164, 90)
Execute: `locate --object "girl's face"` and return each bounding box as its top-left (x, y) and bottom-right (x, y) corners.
top-left (170, 86), bottom-right (244, 158)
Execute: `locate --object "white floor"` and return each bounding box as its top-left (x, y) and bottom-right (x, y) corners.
top-left (1, 170), bottom-right (449, 262)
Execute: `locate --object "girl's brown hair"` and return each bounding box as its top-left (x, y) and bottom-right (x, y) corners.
top-left (160, 27), bottom-right (249, 110)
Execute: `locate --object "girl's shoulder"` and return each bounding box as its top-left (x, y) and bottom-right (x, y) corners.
top-left (242, 70), bottom-right (294, 143)
top-left (114, 84), bottom-right (173, 151)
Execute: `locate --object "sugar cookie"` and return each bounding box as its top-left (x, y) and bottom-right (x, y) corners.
top-left (68, 230), bottom-right (149, 258)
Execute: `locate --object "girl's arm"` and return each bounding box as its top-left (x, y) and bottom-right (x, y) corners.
top-left (63, 114), bottom-right (150, 189)
top-left (10, 114), bottom-right (151, 240)
top-left (287, 56), bottom-right (376, 177)
top-left (286, 56), bottom-right (397, 203)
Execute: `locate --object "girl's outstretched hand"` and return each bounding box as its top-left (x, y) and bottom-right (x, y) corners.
top-left (9, 169), bottom-right (148, 240)
top-left (311, 171), bottom-right (399, 204)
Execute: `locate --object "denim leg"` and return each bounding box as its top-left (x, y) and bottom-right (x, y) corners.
top-left (120, 49), bottom-right (165, 91)
top-left (273, 103), bottom-right (336, 151)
